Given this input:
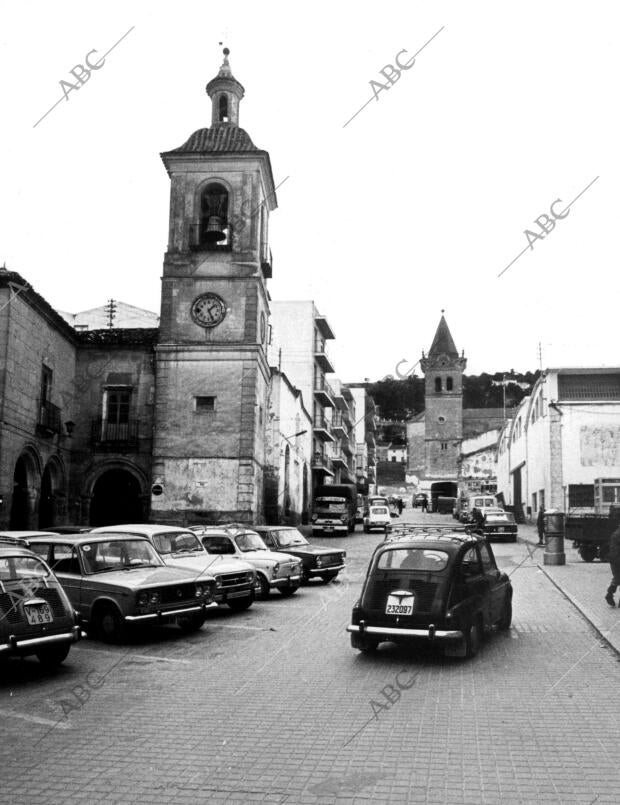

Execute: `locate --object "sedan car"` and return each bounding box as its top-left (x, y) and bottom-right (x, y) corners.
top-left (252, 526), bottom-right (345, 584)
top-left (347, 529), bottom-right (512, 658)
top-left (93, 525), bottom-right (256, 611)
top-left (27, 534), bottom-right (216, 641)
top-left (196, 527), bottom-right (302, 599)
top-left (478, 511), bottom-right (518, 542)
top-left (363, 505), bottom-right (392, 534)
top-left (0, 537), bottom-right (82, 668)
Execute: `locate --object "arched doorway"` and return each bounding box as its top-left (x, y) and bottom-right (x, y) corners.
top-left (10, 456), bottom-right (31, 529)
top-left (90, 469), bottom-right (144, 526)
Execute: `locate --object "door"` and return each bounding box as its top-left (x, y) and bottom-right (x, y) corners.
top-left (478, 542), bottom-right (504, 622)
top-left (49, 543), bottom-right (84, 617)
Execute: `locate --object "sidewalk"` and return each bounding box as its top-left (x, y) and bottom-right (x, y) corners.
top-left (519, 522), bottom-right (620, 655)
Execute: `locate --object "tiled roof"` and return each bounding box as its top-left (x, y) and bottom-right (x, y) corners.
top-left (165, 125), bottom-right (260, 155)
top-left (77, 328), bottom-right (159, 346)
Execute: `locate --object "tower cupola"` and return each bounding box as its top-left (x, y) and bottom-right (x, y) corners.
top-left (206, 47), bottom-right (245, 126)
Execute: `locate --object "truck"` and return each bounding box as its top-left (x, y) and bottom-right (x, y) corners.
top-left (312, 484), bottom-right (357, 536)
top-left (565, 507), bottom-right (618, 562)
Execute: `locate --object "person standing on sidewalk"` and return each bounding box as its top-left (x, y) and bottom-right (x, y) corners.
top-left (605, 520), bottom-right (620, 607)
top-left (537, 505), bottom-right (546, 546)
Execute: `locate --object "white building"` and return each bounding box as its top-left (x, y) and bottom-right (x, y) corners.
top-left (496, 367), bottom-right (620, 518)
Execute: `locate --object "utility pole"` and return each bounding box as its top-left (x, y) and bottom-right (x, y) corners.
top-left (538, 341), bottom-right (543, 372)
top-left (105, 299), bottom-right (117, 329)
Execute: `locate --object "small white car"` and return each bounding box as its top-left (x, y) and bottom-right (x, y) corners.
top-left (363, 506), bottom-right (393, 534)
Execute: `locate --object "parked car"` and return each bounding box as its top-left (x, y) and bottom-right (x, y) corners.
top-left (0, 537), bottom-right (82, 668)
top-left (363, 505), bottom-right (393, 534)
top-left (477, 510), bottom-right (518, 543)
top-left (347, 528), bottom-right (512, 658)
top-left (465, 495), bottom-right (499, 523)
top-left (27, 533), bottom-right (216, 641)
top-left (412, 493), bottom-right (428, 509)
top-left (0, 530), bottom-right (62, 543)
top-left (92, 525), bottom-right (256, 611)
top-left (196, 527), bottom-right (302, 599)
top-left (252, 526), bottom-right (346, 584)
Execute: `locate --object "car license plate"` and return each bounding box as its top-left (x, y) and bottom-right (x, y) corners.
top-left (498, 527), bottom-right (505, 533)
top-left (324, 527), bottom-right (333, 532)
top-left (25, 603), bottom-right (53, 625)
top-left (385, 592), bottom-right (414, 616)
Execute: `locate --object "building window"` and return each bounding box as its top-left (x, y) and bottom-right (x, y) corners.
top-left (568, 485), bottom-right (595, 507)
top-left (446, 377), bottom-right (453, 391)
top-left (41, 365), bottom-right (53, 405)
top-left (195, 396), bottom-right (216, 413)
top-left (440, 442), bottom-right (448, 451)
top-left (391, 456), bottom-right (396, 462)
top-left (218, 94), bottom-right (229, 122)
top-left (105, 388), bottom-right (131, 424)
top-left (532, 492), bottom-right (537, 513)
top-left (539, 489), bottom-right (545, 510)
top-left (435, 377), bottom-right (442, 393)
top-left (437, 415), bottom-right (446, 424)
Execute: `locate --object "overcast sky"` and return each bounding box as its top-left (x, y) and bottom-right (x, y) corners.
top-left (1, 1), bottom-right (617, 380)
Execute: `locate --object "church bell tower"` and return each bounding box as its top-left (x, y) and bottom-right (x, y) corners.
top-left (420, 314), bottom-right (466, 479)
top-left (152, 49), bottom-right (277, 524)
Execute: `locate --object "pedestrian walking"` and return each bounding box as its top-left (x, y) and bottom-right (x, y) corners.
top-left (605, 520), bottom-right (620, 607)
top-left (536, 505), bottom-right (545, 546)
top-left (397, 498), bottom-right (403, 515)
top-left (421, 495), bottom-right (428, 513)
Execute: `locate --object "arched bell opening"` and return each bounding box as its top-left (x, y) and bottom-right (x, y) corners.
top-left (198, 183), bottom-right (231, 248)
top-left (218, 94), bottom-right (229, 123)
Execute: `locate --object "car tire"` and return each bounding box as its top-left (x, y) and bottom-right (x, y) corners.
top-left (351, 633), bottom-right (378, 653)
top-left (363, 526), bottom-right (369, 534)
top-left (36, 644), bottom-right (71, 669)
top-left (320, 571), bottom-right (338, 583)
top-left (227, 594), bottom-right (254, 611)
top-left (177, 613), bottom-right (206, 633)
top-left (93, 604), bottom-right (126, 643)
top-left (464, 619), bottom-right (482, 658)
top-left (255, 574), bottom-right (270, 600)
top-left (579, 545), bottom-right (597, 562)
top-left (278, 584), bottom-right (299, 597)
top-left (498, 596), bottom-right (512, 631)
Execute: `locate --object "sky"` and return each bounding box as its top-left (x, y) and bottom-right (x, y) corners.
top-left (0, 1), bottom-right (618, 381)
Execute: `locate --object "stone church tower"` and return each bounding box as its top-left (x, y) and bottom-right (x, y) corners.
top-left (151, 49), bottom-right (277, 524)
top-left (420, 314), bottom-right (467, 480)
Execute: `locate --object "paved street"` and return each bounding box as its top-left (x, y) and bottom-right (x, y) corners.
top-left (2, 510), bottom-right (620, 804)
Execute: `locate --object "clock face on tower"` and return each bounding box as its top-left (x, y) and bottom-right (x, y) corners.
top-left (191, 293), bottom-right (227, 328)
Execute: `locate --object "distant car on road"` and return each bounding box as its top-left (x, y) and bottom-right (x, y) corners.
top-left (0, 537), bottom-right (82, 668)
top-left (364, 505), bottom-right (392, 534)
top-left (93, 524), bottom-right (256, 612)
top-left (27, 533), bottom-right (216, 641)
top-left (477, 510), bottom-right (518, 543)
top-left (252, 526), bottom-right (345, 584)
top-left (347, 528), bottom-right (512, 658)
top-left (412, 493), bottom-right (428, 509)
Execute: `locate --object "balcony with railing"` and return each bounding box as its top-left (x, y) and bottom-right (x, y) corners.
top-left (313, 412), bottom-right (334, 442)
top-left (91, 419), bottom-right (139, 451)
top-left (313, 339), bottom-right (335, 373)
top-left (311, 451), bottom-right (334, 476)
top-left (36, 401), bottom-right (61, 436)
top-left (331, 411), bottom-right (346, 437)
top-left (314, 375), bottom-right (335, 408)
top-left (330, 446), bottom-right (347, 469)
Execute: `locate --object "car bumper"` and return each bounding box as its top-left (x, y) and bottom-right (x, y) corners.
top-left (125, 602), bottom-right (218, 622)
top-left (214, 587), bottom-right (254, 603)
top-left (347, 624), bottom-right (463, 641)
top-left (312, 526), bottom-right (347, 533)
top-left (308, 564), bottom-right (345, 575)
top-left (0, 625), bottom-right (83, 656)
top-left (270, 574), bottom-right (302, 588)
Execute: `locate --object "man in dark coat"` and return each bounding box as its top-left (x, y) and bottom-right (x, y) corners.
top-left (605, 521), bottom-right (620, 607)
top-left (536, 506), bottom-right (546, 546)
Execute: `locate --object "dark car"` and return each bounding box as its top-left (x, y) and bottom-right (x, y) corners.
top-left (253, 526), bottom-right (346, 583)
top-left (479, 510), bottom-right (518, 543)
top-left (0, 538), bottom-right (82, 668)
top-left (412, 494), bottom-right (428, 509)
top-left (347, 528), bottom-right (512, 658)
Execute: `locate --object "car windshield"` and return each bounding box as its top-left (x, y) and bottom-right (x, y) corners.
top-left (315, 497), bottom-right (346, 512)
top-left (486, 513), bottom-right (515, 524)
top-left (371, 507), bottom-right (389, 515)
top-left (152, 532), bottom-right (204, 555)
top-left (234, 532), bottom-right (267, 552)
top-left (80, 540), bottom-right (162, 573)
top-left (0, 555), bottom-right (50, 581)
top-left (202, 536), bottom-right (235, 554)
top-left (272, 529), bottom-right (308, 547)
top-left (377, 548), bottom-right (449, 571)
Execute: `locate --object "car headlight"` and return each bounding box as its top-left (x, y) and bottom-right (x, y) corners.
top-left (342, 551), bottom-right (347, 559)
top-left (316, 556), bottom-right (323, 567)
top-left (311, 514), bottom-right (318, 522)
top-left (150, 592), bottom-right (160, 605)
top-left (195, 584), bottom-right (204, 597)
top-left (272, 563), bottom-right (279, 575)
top-left (246, 572), bottom-right (254, 582)
top-left (341, 515), bottom-right (348, 523)
top-left (215, 576), bottom-right (222, 588)
top-left (137, 591), bottom-right (149, 606)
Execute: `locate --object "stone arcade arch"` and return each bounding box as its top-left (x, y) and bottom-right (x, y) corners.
top-left (38, 456), bottom-right (66, 529)
top-left (9, 446), bottom-right (43, 529)
top-left (84, 461), bottom-right (149, 527)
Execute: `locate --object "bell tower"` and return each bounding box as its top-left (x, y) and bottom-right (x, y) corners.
top-left (420, 313), bottom-right (466, 479)
top-left (152, 48), bottom-right (277, 524)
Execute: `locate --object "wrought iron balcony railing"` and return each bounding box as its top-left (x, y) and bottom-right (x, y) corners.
top-left (36, 401), bottom-right (61, 435)
top-left (91, 419), bottom-right (139, 451)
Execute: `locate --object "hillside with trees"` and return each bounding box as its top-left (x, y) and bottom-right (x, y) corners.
top-left (365, 372), bottom-right (539, 421)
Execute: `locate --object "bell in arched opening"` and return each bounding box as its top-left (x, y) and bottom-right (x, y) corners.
top-left (200, 183), bottom-right (229, 245)
top-left (205, 215), bottom-right (226, 242)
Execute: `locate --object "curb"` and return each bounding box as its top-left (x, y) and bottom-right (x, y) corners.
top-left (538, 564), bottom-right (620, 658)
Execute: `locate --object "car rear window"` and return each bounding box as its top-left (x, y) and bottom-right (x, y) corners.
top-left (486, 513), bottom-right (514, 524)
top-left (0, 555), bottom-right (51, 580)
top-left (377, 549), bottom-right (449, 571)
top-left (371, 507), bottom-right (389, 515)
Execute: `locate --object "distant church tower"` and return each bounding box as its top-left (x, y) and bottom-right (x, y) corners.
top-left (151, 49), bottom-right (277, 524)
top-left (420, 314), bottom-right (466, 480)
